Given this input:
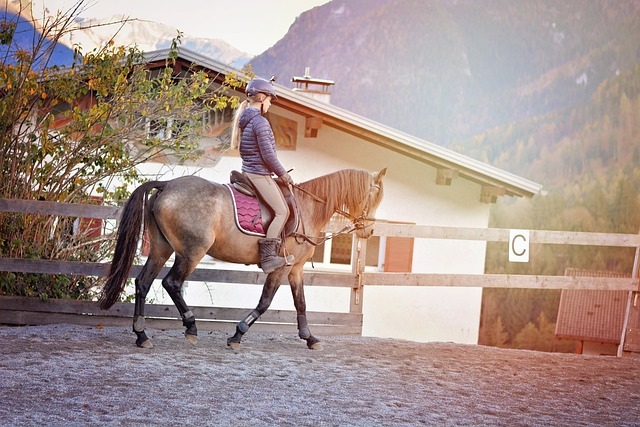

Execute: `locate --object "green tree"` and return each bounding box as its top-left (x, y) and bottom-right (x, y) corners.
top-left (0, 4), bottom-right (246, 299)
top-left (484, 316), bottom-right (509, 348)
top-left (511, 312), bottom-right (576, 353)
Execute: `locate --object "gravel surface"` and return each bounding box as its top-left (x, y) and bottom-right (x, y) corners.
top-left (1, 323), bottom-right (639, 426)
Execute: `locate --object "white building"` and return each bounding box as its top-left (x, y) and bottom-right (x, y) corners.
top-left (137, 48), bottom-right (543, 344)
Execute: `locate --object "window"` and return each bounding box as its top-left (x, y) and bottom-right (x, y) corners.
top-left (202, 107), bottom-right (233, 136)
top-left (147, 118), bottom-right (167, 140)
top-left (310, 233), bottom-right (382, 269)
top-left (145, 117), bottom-right (192, 142)
top-left (308, 219), bottom-right (413, 272)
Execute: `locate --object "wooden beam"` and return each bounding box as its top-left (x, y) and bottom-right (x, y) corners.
top-left (372, 223), bottom-right (640, 247)
top-left (0, 258), bottom-right (359, 288)
top-left (0, 296), bottom-right (363, 335)
top-left (0, 198), bottom-right (121, 219)
top-left (305, 116), bottom-right (323, 138)
top-left (363, 272), bottom-right (639, 291)
top-left (0, 296), bottom-right (361, 325)
top-left (0, 310), bottom-right (361, 336)
top-left (436, 168), bottom-right (458, 186)
top-left (480, 185), bottom-right (506, 204)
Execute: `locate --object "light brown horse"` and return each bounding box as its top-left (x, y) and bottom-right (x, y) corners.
top-left (98, 168), bottom-right (386, 350)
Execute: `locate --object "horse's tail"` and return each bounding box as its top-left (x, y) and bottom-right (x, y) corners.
top-left (98, 181), bottom-right (166, 310)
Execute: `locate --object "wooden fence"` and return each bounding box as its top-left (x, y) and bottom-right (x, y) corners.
top-left (370, 222), bottom-right (640, 356)
top-left (0, 199), bottom-right (363, 336)
top-left (1, 198), bottom-right (639, 353)
top-left (369, 223), bottom-right (640, 291)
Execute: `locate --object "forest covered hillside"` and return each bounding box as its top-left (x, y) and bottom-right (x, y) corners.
top-left (251, 0), bottom-right (640, 149)
top-left (477, 63), bottom-right (639, 351)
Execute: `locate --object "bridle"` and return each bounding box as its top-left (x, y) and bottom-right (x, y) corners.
top-left (334, 180), bottom-right (380, 232)
top-left (292, 177), bottom-right (381, 246)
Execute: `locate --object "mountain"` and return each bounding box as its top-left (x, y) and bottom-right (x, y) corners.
top-left (249, 0), bottom-right (640, 150)
top-left (64, 16), bottom-right (251, 69)
top-left (2, 5), bottom-right (250, 69)
top-left (1, 10), bottom-right (75, 67)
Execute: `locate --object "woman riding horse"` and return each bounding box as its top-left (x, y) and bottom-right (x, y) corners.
top-left (97, 78), bottom-right (387, 350)
top-left (97, 167), bottom-right (386, 350)
top-left (230, 77), bottom-right (294, 274)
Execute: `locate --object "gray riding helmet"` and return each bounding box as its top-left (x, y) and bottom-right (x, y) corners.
top-left (246, 77), bottom-right (277, 100)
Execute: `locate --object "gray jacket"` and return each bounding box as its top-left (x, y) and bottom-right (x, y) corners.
top-left (238, 107), bottom-right (287, 177)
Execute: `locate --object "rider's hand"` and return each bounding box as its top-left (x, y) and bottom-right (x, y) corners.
top-left (280, 173), bottom-right (294, 186)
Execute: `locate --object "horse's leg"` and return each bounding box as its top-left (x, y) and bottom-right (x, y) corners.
top-left (162, 254), bottom-right (201, 344)
top-left (132, 207), bottom-right (173, 348)
top-left (288, 265), bottom-right (322, 350)
top-left (133, 252), bottom-right (170, 348)
top-left (227, 268), bottom-right (287, 349)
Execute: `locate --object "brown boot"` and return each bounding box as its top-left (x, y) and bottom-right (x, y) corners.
top-left (258, 238), bottom-right (294, 274)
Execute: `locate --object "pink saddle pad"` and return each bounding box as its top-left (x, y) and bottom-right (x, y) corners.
top-left (225, 184), bottom-right (265, 236)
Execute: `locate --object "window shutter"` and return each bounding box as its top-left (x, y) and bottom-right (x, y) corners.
top-left (383, 222), bottom-right (414, 272)
top-left (77, 196), bottom-right (103, 239)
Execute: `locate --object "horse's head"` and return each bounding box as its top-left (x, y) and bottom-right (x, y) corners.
top-left (353, 167), bottom-right (386, 239)
top-left (296, 168), bottom-right (387, 242)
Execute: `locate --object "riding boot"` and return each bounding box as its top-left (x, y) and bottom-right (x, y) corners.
top-left (258, 238), bottom-right (294, 274)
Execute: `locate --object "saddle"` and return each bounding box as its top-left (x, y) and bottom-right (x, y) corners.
top-left (226, 170), bottom-right (299, 237)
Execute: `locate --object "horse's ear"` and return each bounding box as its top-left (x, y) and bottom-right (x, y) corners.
top-left (374, 167), bottom-right (387, 183)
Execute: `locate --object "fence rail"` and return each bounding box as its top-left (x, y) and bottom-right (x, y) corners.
top-left (373, 222), bottom-right (640, 247)
top-left (0, 198), bottom-right (122, 219)
top-left (0, 296), bottom-right (361, 335)
top-left (0, 258), bottom-right (357, 287)
top-left (363, 272), bottom-right (639, 291)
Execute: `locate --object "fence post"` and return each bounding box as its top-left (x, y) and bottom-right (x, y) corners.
top-left (349, 235), bottom-right (366, 313)
top-left (617, 229), bottom-right (640, 357)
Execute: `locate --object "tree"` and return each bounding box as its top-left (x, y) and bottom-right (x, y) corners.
top-left (511, 312), bottom-right (576, 353)
top-left (484, 316), bottom-right (509, 348)
top-left (0, 3), bottom-right (246, 299)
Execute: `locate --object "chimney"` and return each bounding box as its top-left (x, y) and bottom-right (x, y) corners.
top-left (291, 67), bottom-right (334, 104)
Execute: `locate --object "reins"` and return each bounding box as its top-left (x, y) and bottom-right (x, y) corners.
top-left (291, 183), bottom-right (347, 246)
top-left (292, 183), bottom-right (325, 203)
top-left (293, 222), bottom-right (359, 246)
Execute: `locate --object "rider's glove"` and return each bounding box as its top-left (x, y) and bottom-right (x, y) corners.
top-left (280, 173), bottom-right (294, 186)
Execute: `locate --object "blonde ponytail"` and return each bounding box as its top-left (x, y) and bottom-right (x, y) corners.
top-left (229, 99), bottom-right (250, 150)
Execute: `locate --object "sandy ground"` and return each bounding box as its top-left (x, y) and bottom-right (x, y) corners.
top-left (0, 324), bottom-right (639, 427)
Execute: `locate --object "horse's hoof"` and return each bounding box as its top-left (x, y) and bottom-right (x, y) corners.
top-left (305, 335), bottom-right (322, 350)
top-left (308, 342), bottom-right (323, 351)
top-left (137, 339), bottom-right (153, 349)
top-left (226, 341), bottom-right (241, 351)
top-left (185, 333), bottom-right (197, 345)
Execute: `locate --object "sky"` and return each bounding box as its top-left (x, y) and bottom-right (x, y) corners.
top-left (32, 0), bottom-right (331, 55)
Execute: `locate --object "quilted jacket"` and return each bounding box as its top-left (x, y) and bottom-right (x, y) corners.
top-left (238, 107), bottom-right (287, 177)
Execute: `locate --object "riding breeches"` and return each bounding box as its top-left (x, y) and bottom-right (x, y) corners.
top-left (245, 172), bottom-right (289, 239)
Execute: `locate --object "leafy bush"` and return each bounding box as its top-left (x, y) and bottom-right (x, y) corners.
top-left (0, 4), bottom-right (246, 299)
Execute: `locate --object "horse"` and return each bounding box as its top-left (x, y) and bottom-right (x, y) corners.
top-left (98, 168), bottom-right (386, 350)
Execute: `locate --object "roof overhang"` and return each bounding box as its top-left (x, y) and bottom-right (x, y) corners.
top-left (143, 48), bottom-right (543, 199)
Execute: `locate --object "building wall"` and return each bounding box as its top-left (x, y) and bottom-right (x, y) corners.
top-left (134, 104), bottom-right (490, 344)
top-left (582, 341), bottom-right (618, 356)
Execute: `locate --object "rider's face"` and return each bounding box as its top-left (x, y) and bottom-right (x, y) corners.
top-left (262, 95), bottom-right (272, 112)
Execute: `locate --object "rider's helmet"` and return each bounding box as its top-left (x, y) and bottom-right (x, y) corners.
top-left (245, 77), bottom-right (277, 100)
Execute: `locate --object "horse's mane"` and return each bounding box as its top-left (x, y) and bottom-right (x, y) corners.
top-left (297, 169), bottom-right (381, 228)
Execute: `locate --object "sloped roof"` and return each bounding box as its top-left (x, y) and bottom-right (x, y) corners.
top-left (144, 48), bottom-right (543, 198)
